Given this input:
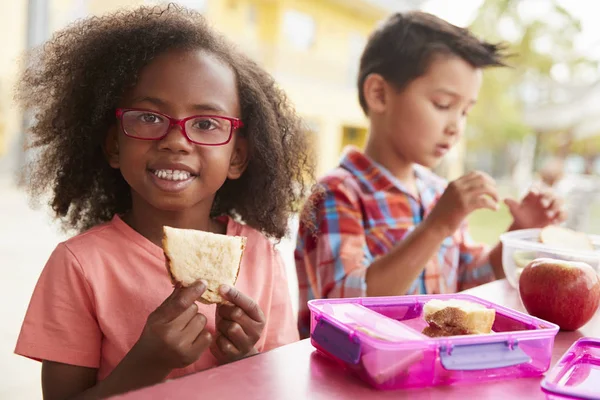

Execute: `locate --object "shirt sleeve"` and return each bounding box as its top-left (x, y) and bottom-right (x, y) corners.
top-left (295, 183), bottom-right (369, 338)
top-left (261, 247), bottom-right (300, 351)
top-left (15, 243), bottom-right (102, 368)
top-left (457, 224), bottom-right (496, 291)
top-left (297, 182), bottom-right (369, 299)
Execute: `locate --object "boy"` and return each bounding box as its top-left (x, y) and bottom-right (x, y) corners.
top-left (295, 11), bottom-right (565, 338)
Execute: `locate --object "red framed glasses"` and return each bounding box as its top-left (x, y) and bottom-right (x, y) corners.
top-left (115, 108), bottom-right (244, 146)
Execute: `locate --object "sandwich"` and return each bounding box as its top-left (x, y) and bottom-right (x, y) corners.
top-left (422, 299), bottom-right (495, 337)
top-left (539, 225), bottom-right (594, 252)
top-left (162, 226), bottom-right (247, 304)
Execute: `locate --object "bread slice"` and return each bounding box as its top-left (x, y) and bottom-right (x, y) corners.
top-left (540, 225), bottom-right (594, 252)
top-left (422, 299), bottom-right (495, 337)
top-left (422, 325), bottom-right (469, 338)
top-left (162, 226), bottom-right (246, 304)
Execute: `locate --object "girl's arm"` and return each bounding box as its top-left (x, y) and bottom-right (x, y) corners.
top-left (41, 281), bottom-right (213, 399)
top-left (42, 351), bottom-right (170, 400)
top-left (42, 362), bottom-right (97, 400)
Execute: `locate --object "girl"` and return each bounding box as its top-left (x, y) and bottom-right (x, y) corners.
top-left (15, 5), bottom-right (313, 399)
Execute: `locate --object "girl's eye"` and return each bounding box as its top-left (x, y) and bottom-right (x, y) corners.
top-left (192, 118), bottom-right (220, 131)
top-left (139, 113), bottom-right (162, 124)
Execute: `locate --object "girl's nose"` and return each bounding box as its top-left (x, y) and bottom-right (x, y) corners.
top-left (157, 122), bottom-right (194, 153)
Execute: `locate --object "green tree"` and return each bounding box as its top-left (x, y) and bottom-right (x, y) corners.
top-left (466, 0), bottom-right (596, 158)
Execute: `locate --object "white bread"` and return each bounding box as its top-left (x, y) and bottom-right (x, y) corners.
top-left (539, 225), bottom-right (594, 252)
top-left (162, 226), bottom-right (246, 304)
top-left (423, 299), bottom-right (495, 337)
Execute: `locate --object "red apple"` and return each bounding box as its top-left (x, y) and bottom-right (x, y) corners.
top-left (518, 258), bottom-right (600, 331)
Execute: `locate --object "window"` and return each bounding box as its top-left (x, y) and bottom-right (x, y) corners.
top-left (347, 32), bottom-right (366, 86)
top-left (145, 0), bottom-right (207, 12)
top-left (247, 4), bottom-right (258, 26)
top-left (341, 126), bottom-right (367, 151)
top-left (51, 0), bottom-right (89, 32)
top-left (283, 10), bottom-right (316, 50)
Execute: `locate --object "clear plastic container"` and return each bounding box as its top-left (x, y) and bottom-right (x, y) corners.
top-left (308, 294), bottom-right (559, 390)
top-left (541, 337), bottom-right (600, 399)
top-left (499, 229), bottom-right (600, 289)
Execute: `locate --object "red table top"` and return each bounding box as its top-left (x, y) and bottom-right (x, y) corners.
top-left (115, 279), bottom-right (600, 399)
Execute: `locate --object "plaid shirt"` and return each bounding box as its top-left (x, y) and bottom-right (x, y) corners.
top-left (295, 148), bottom-right (494, 338)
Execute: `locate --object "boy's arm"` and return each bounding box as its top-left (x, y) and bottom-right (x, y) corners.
top-left (299, 171), bottom-right (499, 300)
top-left (365, 218), bottom-right (449, 296)
top-left (455, 221), bottom-right (508, 292)
top-left (368, 171), bottom-right (501, 296)
top-left (488, 243), bottom-right (504, 279)
top-left (298, 182), bottom-right (453, 299)
top-left (488, 225), bottom-right (516, 280)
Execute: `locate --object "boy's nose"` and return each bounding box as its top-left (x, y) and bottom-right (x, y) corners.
top-left (445, 122), bottom-right (459, 136)
top-left (446, 117), bottom-right (466, 136)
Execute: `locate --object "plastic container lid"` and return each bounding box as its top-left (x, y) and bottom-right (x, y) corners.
top-left (541, 337), bottom-right (600, 399)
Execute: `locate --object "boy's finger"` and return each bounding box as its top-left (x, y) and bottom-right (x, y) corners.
top-left (157, 280), bottom-right (207, 323)
top-left (553, 208), bottom-right (568, 223)
top-left (472, 194), bottom-right (499, 212)
top-left (470, 181), bottom-right (500, 203)
top-left (463, 171), bottom-right (496, 186)
top-left (539, 192), bottom-right (554, 209)
top-left (219, 286), bottom-right (265, 323)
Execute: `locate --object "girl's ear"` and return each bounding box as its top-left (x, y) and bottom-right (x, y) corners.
top-left (227, 136), bottom-right (248, 180)
top-left (104, 126), bottom-right (120, 169)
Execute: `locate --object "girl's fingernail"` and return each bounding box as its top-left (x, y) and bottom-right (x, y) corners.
top-left (220, 285), bottom-right (231, 294)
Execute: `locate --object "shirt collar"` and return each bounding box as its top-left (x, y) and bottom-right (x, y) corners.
top-left (339, 146), bottom-right (439, 199)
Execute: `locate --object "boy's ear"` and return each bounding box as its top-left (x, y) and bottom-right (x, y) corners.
top-left (104, 126), bottom-right (120, 169)
top-left (227, 136), bottom-right (249, 180)
top-left (363, 73), bottom-right (388, 114)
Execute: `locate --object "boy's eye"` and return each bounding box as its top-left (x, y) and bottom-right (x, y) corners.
top-left (138, 113), bottom-right (163, 124)
top-left (433, 102), bottom-right (451, 110)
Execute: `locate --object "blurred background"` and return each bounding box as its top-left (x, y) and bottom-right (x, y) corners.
top-left (1, 0), bottom-right (600, 398)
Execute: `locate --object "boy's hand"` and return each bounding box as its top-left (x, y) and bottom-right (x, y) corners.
top-left (505, 186), bottom-right (566, 229)
top-left (429, 171), bottom-right (499, 237)
top-left (211, 285), bottom-right (265, 365)
top-left (130, 281), bottom-right (213, 372)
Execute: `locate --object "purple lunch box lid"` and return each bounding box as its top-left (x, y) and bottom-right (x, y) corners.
top-left (541, 337), bottom-right (600, 400)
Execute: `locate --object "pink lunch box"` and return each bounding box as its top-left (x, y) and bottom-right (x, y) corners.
top-left (308, 293), bottom-right (560, 390)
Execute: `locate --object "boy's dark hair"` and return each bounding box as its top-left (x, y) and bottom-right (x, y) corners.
top-left (16, 4), bottom-right (313, 239)
top-left (358, 11), bottom-right (508, 114)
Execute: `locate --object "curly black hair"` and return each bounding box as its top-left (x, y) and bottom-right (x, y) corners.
top-left (16, 4), bottom-right (314, 239)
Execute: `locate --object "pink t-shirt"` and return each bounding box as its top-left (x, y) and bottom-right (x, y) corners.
top-left (15, 215), bottom-right (299, 380)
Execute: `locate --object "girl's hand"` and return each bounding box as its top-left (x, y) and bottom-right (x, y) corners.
top-left (130, 281), bottom-right (213, 373)
top-left (211, 285), bottom-right (265, 364)
top-left (505, 186), bottom-right (566, 230)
